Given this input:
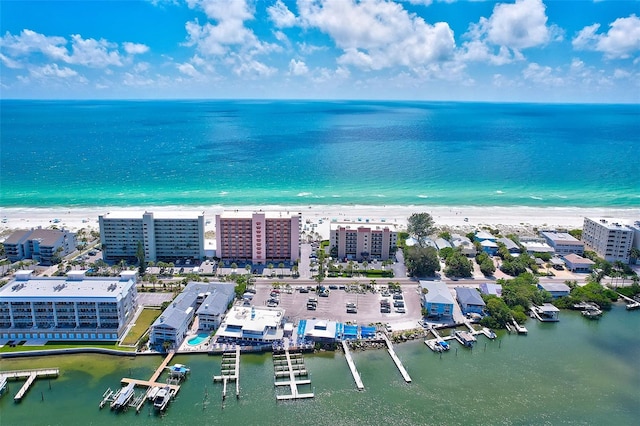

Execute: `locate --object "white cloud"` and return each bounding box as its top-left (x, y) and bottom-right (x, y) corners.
top-left (268, 0), bottom-right (297, 28)
top-left (30, 63), bottom-right (78, 79)
top-left (177, 62), bottom-right (203, 78)
top-left (123, 42), bottom-right (150, 55)
top-left (461, 0), bottom-right (560, 66)
top-left (0, 29), bottom-right (132, 68)
top-left (0, 52), bottom-right (22, 69)
top-left (289, 58), bottom-right (309, 75)
top-left (297, 0), bottom-right (455, 71)
top-left (522, 62), bottom-right (564, 87)
top-left (613, 68), bottom-right (631, 79)
top-left (572, 14), bottom-right (640, 59)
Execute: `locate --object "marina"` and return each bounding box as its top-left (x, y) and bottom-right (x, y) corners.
top-left (341, 340), bottom-right (365, 390)
top-left (273, 349), bottom-right (314, 401)
top-left (0, 368), bottom-right (59, 402)
top-left (212, 346), bottom-right (240, 400)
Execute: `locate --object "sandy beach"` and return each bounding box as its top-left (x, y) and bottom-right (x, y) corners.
top-left (1, 205), bottom-right (638, 240)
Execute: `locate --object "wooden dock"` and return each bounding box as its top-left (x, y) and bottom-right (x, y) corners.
top-left (273, 349), bottom-right (314, 400)
top-left (148, 351), bottom-right (175, 383)
top-left (341, 341), bottom-right (364, 390)
top-left (381, 334), bottom-right (411, 383)
top-left (512, 319), bottom-right (528, 334)
top-left (213, 346), bottom-right (240, 400)
top-left (617, 292), bottom-right (640, 310)
top-left (0, 368), bottom-right (59, 402)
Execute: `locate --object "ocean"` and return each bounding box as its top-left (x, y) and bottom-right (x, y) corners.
top-left (1, 100), bottom-right (639, 208)
top-left (1, 306), bottom-right (638, 425)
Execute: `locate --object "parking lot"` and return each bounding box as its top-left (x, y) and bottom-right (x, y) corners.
top-left (250, 282), bottom-right (423, 328)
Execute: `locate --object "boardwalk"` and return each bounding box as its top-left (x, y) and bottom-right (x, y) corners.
top-left (341, 341), bottom-right (364, 390)
top-left (617, 292), bottom-right (640, 310)
top-left (148, 351), bottom-right (175, 383)
top-left (0, 368), bottom-right (59, 402)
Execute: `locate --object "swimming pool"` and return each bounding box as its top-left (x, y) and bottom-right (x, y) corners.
top-left (187, 333), bottom-right (209, 346)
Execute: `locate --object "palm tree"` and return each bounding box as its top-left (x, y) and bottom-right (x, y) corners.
top-left (291, 264), bottom-right (299, 278)
top-left (217, 260), bottom-right (224, 277)
top-left (362, 261), bottom-right (368, 273)
top-left (629, 247), bottom-right (640, 265)
top-left (278, 262), bottom-right (285, 278)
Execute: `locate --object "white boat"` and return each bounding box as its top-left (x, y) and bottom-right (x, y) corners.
top-left (110, 383), bottom-right (135, 410)
top-left (153, 386), bottom-right (171, 411)
top-left (147, 386), bottom-right (160, 401)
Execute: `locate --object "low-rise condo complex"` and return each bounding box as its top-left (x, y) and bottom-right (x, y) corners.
top-left (0, 270), bottom-right (137, 341)
top-left (3, 228), bottom-right (76, 266)
top-left (540, 231), bottom-right (585, 256)
top-left (330, 221), bottom-right (398, 261)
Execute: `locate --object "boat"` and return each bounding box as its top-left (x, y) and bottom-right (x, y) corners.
top-left (147, 386), bottom-right (160, 401)
top-left (153, 386), bottom-right (171, 411)
top-left (166, 363), bottom-right (190, 378)
top-left (437, 339), bottom-right (450, 351)
top-left (110, 383), bottom-right (135, 411)
top-left (454, 330), bottom-right (476, 348)
top-left (482, 327), bottom-right (497, 339)
top-left (581, 309), bottom-right (602, 319)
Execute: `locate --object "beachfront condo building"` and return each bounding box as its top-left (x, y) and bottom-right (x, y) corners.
top-left (540, 231), bottom-right (585, 256)
top-left (582, 218), bottom-right (634, 264)
top-left (330, 222), bottom-right (398, 261)
top-left (99, 211), bottom-right (205, 262)
top-left (0, 270), bottom-right (137, 342)
top-left (3, 228), bottom-right (76, 266)
top-left (215, 211), bottom-right (301, 264)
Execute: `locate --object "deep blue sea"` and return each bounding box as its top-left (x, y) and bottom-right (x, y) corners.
top-left (1, 100), bottom-right (638, 208)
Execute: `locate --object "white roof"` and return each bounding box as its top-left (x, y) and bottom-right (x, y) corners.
top-left (102, 211), bottom-right (203, 219)
top-left (219, 211), bottom-right (301, 219)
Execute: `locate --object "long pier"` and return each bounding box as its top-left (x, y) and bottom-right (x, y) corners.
top-left (148, 351), bottom-right (175, 383)
top-left (381, 334), bottom-right (411, 383)
top-left (0, 368), bottom-right (59, 402)
top-left (341, 341), bottom-right (364, 390)
top-left (213, 346), bottom-right (240, 400)
top-left (273, 349), bottom-right (314, 400)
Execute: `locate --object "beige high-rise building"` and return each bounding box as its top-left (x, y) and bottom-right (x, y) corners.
top-left (330, 223), bottom-right (398, 261)
top-left (582, 217), bottom-right (633, 263)
top-left (215, 212), bottom-right (301, 264)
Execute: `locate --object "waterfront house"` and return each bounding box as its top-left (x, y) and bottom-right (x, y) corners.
top-left (496, 237), bottom-right (521, 254)
top-left (521, 240), bottom-right (555, 255)
top-left (537, 282), bottom-right (571, 298)
top-left (455, 287), bottom-right (486, 315)
top-left (451, 234), bottom-right (476, 257)
top-left (563, 253), bottom-right (596, 273)
top-left (420, 281), bottom-right (454, 319)
top-left (480, 240), bottom-right (499, 255)
top-left (479, 283), bottom-right (502, 297)
top-left (474, 231), bottom-right (497, 242)
top-left (215, 305), bottom-right (285, 344)
top-left (435, 238), bottom-right (452, 251)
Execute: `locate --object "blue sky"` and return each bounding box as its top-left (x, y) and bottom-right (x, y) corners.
top-left (1, 0), bottom-right (639, 102)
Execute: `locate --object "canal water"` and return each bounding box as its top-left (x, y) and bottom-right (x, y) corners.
top-left (1, 305), bottom-right (638, 425)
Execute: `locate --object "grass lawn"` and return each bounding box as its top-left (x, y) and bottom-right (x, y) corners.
top-left (121, 308), bottom-right (161, 346)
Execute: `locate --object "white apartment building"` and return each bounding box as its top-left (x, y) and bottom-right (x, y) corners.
top-left (540, 231), bottom-right (585, 256)
top-left (3, 228), bottom-right (76, 266)
top-left (215, 212), bottom-right (301, 264)
top-left (99, 211), bottom-right (205, 262)
top-left (0, 270), bottom-right (137, 342)
top-left (330, 222), bottom-right (398, 261)
top-left (582, 218), bottom-right (633, 263)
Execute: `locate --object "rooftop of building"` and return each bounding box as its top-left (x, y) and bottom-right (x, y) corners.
top-left (538, 282), bottom-right (571, 293)
top-left (585, 218), bottom-right (634, 231)
top-left (223, 305), bottom-right (284, 332)
top-left (218, 211), bottom-right (301, 219)
top-left (563, 253), bottom-right (595, 264)
top-left (3, 228), bottom-right (72, 246)
top-left (420, 281), bottom-right (455, 304)
top-left (455, 287), bottom-right (486, 306)
top-left (101, 211), bottom-right (204, 220)
top-left (540, 231), bottom-right (583, 244)
top-left (0, 270), bottom-right (135, 299)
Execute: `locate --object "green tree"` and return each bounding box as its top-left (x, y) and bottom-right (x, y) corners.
top-left (407, 212), bottom-right (435, 248)
top-left (444, 251), bottom-right (473, 278)
top-left (405, 246), bottom-right (440, 277)
top-left (278, 262), bottom-right (285, 278)
top-left (437, 231), bottom-right (452, 241)
top-left (136, 241), bottom-right (146, 276)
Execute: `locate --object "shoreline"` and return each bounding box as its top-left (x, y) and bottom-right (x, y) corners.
top-left (1, 205), bottom-right (638, 238)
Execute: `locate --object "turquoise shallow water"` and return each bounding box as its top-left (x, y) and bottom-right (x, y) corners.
top-left (1, 306), bottom-right (638, 425)
top-left (1, 100), bottom-right (639, 208)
